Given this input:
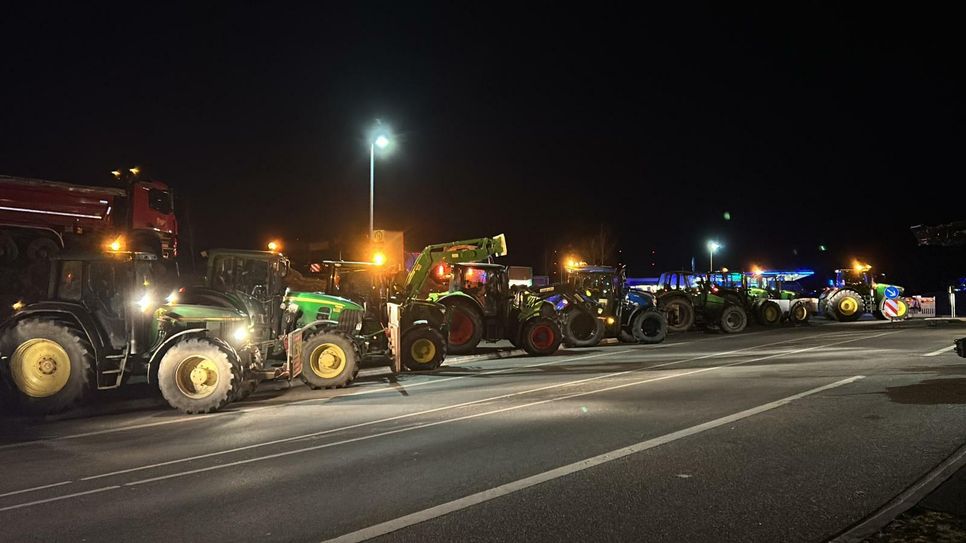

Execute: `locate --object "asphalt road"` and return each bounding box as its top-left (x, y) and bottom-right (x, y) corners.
top-left (1, 321), bottom-right (964, 543)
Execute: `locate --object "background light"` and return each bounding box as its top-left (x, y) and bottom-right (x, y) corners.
top-left (374, 134), bottom-right (390, 149)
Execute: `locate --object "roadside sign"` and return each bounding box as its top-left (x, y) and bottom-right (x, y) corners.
top-left (881, 298), bottom-right (908, 319)
top-left (884, 286), bottom-right (900, 299)
top-left (309, 262), bottom-right (321, 273)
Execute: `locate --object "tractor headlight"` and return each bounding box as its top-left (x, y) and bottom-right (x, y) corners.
top-left (136, 293), bottom-right (153, 312)
top-left (12, 300), bottom-right (25, 312)
top-left (606, 317), bottom-right (615, 325)
top-left (597, 307), bottom-right (604, 314)
top-left (233, 327), bottom-right (250, 343)
top-left (166, 291), bottom-right (178, 304)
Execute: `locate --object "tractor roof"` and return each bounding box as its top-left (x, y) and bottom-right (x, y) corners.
top-left (54, 251), bottom-right (158, 262)
top-left (570, 266), bottom-right (616, 274)
top-left (322, 260), bottom-right (379, 268)
top-left (207, 249), bottom-right (282, 260)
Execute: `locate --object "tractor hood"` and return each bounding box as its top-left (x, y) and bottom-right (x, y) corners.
top-left (155, 304), bottom-right (249, 323)
top-left (284, 291), bottom-right (364, 312)
top-left (625, 289), bottom-right (656, 309)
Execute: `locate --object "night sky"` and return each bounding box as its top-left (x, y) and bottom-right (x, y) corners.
top-left (2, 4), bottom-right (962, 290)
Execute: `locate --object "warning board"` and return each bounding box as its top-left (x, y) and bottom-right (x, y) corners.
top-left (881, 298), bottom-right (908, 319)
top-left (884, 286), bottom-right (900, 299)
top-left (309, 262), bottom-right (321, 273)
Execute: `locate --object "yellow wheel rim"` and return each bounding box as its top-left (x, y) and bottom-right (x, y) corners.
top-left (309, 343), bottom-right (346, 379)
top-left (764, 305), bottom-right (780, 321)
top-left (793, 305), bottom-right (807, 320)
top-left (410, 338), bottom-right (437, 364)
top-left (174, 356), bottom-right (220, 400)
top-left (839, 298), bottom-right (858, 315)
top-left (11, 339), bottom-right (71, 398)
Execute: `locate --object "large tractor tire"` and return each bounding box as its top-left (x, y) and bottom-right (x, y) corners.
top-left (0, 319), bottom-right (93, 415)
top-left (827, 289), bottom-right (864, 322)
top-left (662, 296), bottom-right (695, 333)
top-left (521, 317), bottom-right (562, 356)
top-left (789, 301), bottom-right (810, 324)
top-left (157, 338), bottom-right (241, 414)
top-left (300, 331), bottom-right (359, 390)
top-left (720, 305), bottom-right (748, 334)
top-left (562, 308), bottom-right (605, 348)
top-left (631, 310), bottom-right (668, 344)
top-left (445, 302), bottom-right (484, 355)
top-left (402, 326), bottom-right (447, 371)
top-left (756, 300), bottom-right (782, 326)
top-left (618, 329), bottom-right (637, 343)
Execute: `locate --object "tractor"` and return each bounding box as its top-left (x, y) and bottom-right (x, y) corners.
top-left (560, 265), bottom-right (667, 347)
top-left (818, 265), bottom-right (907, 322)
top-left (707, 270), bottom-right (811, 326)
top-left (0, 251), bottom-right (258, 415)
top-left (428, 262), bottom-right (562, 356)
top-left (654, 270), bottom-right (749, 334)
top-left (189, 249), bottom-right (449, 387)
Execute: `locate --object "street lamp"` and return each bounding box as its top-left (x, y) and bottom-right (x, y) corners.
top-left (707, 241), bottom-right (721, 272)
top-left (369, 131), bottom-right (390, 239)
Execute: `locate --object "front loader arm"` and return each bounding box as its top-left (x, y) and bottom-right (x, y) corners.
top-left (404, 234), bottom-right (508, 298)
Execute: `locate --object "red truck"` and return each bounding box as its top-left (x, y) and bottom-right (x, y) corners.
top-left (0, 175), bottom-right (178, 263)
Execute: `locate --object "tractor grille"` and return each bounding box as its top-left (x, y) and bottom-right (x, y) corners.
top-left (338, 309), bottom-right (364, 334)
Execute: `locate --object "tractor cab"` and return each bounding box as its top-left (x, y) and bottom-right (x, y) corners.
top-left (321, 260), bottom-right (392, 330)
top-left (48, 252), bottom-right (160, 354)
top-left (203, 249), bottom-right (292, 341)
top-left (450, 263), bottom-right (511, 323)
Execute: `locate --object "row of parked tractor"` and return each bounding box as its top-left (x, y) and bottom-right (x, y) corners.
top-left (0, 232), bottom-right (907, 418)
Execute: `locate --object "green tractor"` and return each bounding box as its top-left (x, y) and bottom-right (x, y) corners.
top-left (0, 251), bottom-right (256, 415)
top-left (654, 270), bottom-right (749, 334)
top-left (707, 271), bottom-right (810, 326)
top-left (194, 249), bottom-right (448, 386)
top-left (427, 262), bottom-right (562, 355)
top-left (818, 265), bottom-right (908, 322)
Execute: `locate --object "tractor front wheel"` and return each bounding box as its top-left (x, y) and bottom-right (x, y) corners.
top-left (521, 317), bottom-right (562, 356)
top-left (157, 338), bottom-right (240, 414)
top-left (720, 305), bottom-right (748, 334)
top-left (789, 301), bottom-right (810, 324)
top-left (632, 310), bottom-right (668, 344)
top-left (756, 300), bottom-right (782, 326)
top-left (301, 332), bottom-right (358, 390)
top-left (562, 308), bottom-right (604, 348)
top-left (402, 326), bottom-right (447, 371)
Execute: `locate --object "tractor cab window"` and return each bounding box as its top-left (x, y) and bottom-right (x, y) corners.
top-left (57, 261), bottom-right (84, 301)
top-left (237, 259), bottom-right (270, 298)
top-left (87, 262), bottom-right (125, 317)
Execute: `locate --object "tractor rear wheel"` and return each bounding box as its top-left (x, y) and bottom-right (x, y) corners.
top-left (756, 300), bottom-right (782, 326)
top-left (446, 303), bottom-right (483, 355)
top-left (157, 338), bottom-right (240, 414)
top-left (789, 301), bottom-right (810, 324)
top-left (720, 305), bottom-right (748, 334)
top-left (0, 319), bottom-right (93, 415)
top-left (521, 317), bottom-right (562, 356)
top-left (662, 296), bottom-right (694, 332)
top-left (632, 310), bottom-right (668, 344)
top-left (828, 289), bottom-right (864, 322)
top-left (562, 308), bottom-right (604, 347)
top-left (300, 332), bottom-right (358, 390)
top-left (402, 326), bottom-right (446, 371)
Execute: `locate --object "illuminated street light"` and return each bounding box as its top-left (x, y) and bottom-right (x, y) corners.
top-left (369, 125), bottom-right (392, 239)
top-left (707, 241), bottom-right (721, 272)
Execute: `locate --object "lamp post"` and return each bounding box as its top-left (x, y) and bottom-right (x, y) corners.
top-left (369, 133), bottom-right (390, 239)
top-left (707, 241), bottom-right (721, 272)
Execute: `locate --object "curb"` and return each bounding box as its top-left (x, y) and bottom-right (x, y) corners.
top-left (830, 441), bottom-right (966, 542)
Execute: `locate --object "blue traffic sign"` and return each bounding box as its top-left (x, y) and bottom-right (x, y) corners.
top-left (884, 286), bottom-right (900, 299)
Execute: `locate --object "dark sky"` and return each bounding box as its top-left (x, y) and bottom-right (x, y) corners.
top-left (2, 4), bottom-right (963, 289)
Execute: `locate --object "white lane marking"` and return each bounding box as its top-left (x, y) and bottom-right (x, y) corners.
top-left (0, 350), bottom-right (626, 450)
top-left (77, 333), bottom-right (829, 481)
top-left (0, 331), bottom-right (878, 500)
top-left (322, 375), bottom-right (865, 543)
top-left (0, 486), bottom-right (119, 513)
top-left (923, 345), bottom-right (954, 357)
top-left (0, 481), bottom-right (72, 499)
top-left (33, 333), bottom-right (889, 505)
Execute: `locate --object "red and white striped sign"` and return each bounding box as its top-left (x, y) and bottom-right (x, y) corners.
top-left (309, 263), bottom-right (321, 273)
top-left (882, 298), bottom-right (904, 319)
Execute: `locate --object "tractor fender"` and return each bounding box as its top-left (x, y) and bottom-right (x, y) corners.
top-left (147, 328), bottom-right (241, 384)
top-left (1, 306), bottom-right (105, 365)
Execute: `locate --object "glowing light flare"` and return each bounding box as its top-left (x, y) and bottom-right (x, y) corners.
top-left (135, 293), bottom-right (153, 312)
top-left (233, 327), bottom-right (250, 343)
top-left (267, 240), bottom-right (281, 252)
top-left (107, 236), bottom-right (124, 252)
top-left (374, 135), bottom-right (390, 149)
top-left (166, 291), bottom-right (179, 304)
top-left (707, 241), bottom-right (721, 252)
top-left (372, 252), bottom-right (386, 266)
top-left (111, 170), bottom-right (122, 178)
top-left (852, 260), bottom-right (872, 273)
top-left (12, 300), bottom-right (25, 312)
top-left (606, 317), bottom-right (616, 325)
top-left (129, 167), bottom-right (140, 176)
